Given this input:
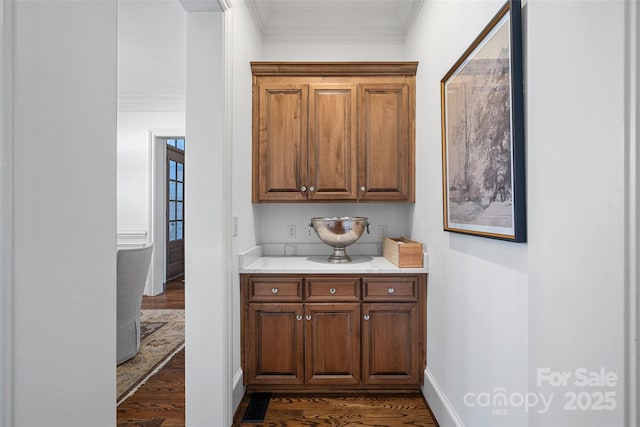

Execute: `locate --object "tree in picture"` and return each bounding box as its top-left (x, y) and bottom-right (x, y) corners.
top-left (444, 16), bottom-right (514, 231)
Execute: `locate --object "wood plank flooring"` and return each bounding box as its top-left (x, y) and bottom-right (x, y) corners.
top-left (119, 277), bottom-right (439, 427)
top-left (118, 278), bottom-right (185, 427)
top-left (232, 393), bottom-right (438, 426)
top-left (117, 349), bottom-right (185, 427)
top-left (141, 278), bottom-right (185, 310)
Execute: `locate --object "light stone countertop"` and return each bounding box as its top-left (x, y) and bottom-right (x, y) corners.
top-left (239, 250), bottom-right (429, 275)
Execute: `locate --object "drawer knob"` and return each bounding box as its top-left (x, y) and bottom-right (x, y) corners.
top-left (360, 185), bottom-right (366, 192)
top-left (305, 315), bottom-right (312, 321)
top-left (388, 287), bottom-right (395, 294)
top-left (296, 315), bottom-right (303, 321)
top-left (330, 288), bottom-right (336, 294)
top-left (364, 314), bottom-right (370, 321)
top-left (300, 186), bottom-right (307, 192)
top-left (271, 288), bottom-right (278, 294)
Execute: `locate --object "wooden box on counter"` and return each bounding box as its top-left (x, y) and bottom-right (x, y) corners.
top-left (383, 237), bottom-right (423, 268)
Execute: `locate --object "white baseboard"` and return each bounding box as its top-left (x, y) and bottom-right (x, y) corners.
top-left (232, 368), bottom-right (245, 414)
top-left (422, 368), bottom-right (465, 427)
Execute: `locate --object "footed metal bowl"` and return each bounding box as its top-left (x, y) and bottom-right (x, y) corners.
top-left (309, 216), bottom-right (370, 263)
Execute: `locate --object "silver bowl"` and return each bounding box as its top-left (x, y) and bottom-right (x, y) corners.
top-left (308, 217), bottom-right (370, 263)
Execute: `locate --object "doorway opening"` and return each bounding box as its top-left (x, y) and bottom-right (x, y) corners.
top-left (117, 133), bottom-right (187, 422)
top-left (166, 137), bottom-right (185, 281)
top-left (147, 130), bottom-right (185, 297)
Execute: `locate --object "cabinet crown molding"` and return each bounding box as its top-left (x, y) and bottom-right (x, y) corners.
top-left (251, 61), bottom-right (418, 77)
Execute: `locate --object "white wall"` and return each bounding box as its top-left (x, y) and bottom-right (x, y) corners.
top-left (230, 0), bottom-right (262, 408)
top-left (407, 3), bottom-right (528, 425)
top-left (117, 110), bottom-right (184, 233)
top-left (117, 111), bottom-right (185, 296)
top-left (633, 1), bottom-right (640, 424)
top-left (260, 40), bottom-right (407, 60)
top-left (184, 9), bottom-right (231, 426)
top-left (117, 0), bottom-right (186, 246)
top-left (118, 0), bottom-right (185, 98)
top-left (527, 1), bottom-right (626, 426)
top-left (9, 1), bottom-right (117, 426)
top-left (407, 0), bottom-right (631, 426)
top-left (254, 203), bottom-right (412, 255)
top-left (0, 0), bottom-right (13, 424)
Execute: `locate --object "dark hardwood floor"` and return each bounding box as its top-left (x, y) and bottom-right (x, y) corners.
top-left (232, 393), bottom-right (438, 427)
top-left (117, 349), bottom-right (185, 427)
top-left (118, 277), bottom-right (185, 427)
top-left (141, 278), bottom-right (185, 310)
top-left (118, 277), bottom-right (439, 427)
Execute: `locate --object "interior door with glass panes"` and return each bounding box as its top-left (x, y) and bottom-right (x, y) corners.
top-left (166, 138), bottom-right (185, 280)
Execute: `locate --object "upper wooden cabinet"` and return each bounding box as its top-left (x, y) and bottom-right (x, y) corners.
top-left (252, 62), bottom-right (417, 203)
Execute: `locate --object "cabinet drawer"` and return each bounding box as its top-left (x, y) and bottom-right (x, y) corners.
top-left (249, 277), bottom-right (303, 302)
top-left (363, 276), bottom-right (418, 302)
top-left (306, 277), bottom-right (360, 302)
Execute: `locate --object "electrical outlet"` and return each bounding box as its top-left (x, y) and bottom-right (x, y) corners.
top-left (287, 224), bottom-right (297, 239)
top-left (378, 225), bottom-right (388, 238)
top-left (232, 215), bottom-right (238, 237)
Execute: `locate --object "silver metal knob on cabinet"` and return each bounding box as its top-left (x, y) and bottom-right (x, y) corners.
top-left (388, 287), bottom-right (395, 294)
top-left (309, 186), bottom-right (315, 192)
top-left (305, 315), bottom-right (312, 321)
top-left (330, 288), bottom-right (336, 295)
top-left (364, 314), bottom-right (370, 321)
top-left (271, 288), bottom-right (278, 294)
top-left (300, 186), bottom-right (307, 192)
top-left (296, 315), bottom-right (303, 321)
top-left (360, 186), bottom-right (366, 192)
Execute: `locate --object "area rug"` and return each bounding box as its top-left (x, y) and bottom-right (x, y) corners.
top-left (117, 309), bottom-right (185, 404)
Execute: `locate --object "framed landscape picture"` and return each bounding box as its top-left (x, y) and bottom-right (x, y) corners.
top-left (440, 0), bottom-right (526, 242)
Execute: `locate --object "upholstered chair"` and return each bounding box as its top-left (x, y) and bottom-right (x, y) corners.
top-left (117, 244), bottom-right (153, 365)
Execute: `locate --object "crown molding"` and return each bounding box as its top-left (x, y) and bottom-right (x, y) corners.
top-left (250, 61), bottom-right (418, 77)
top-left (218, 0), bottom-right (231, 12)
top-left (179, 0), bottom-right (223, 13)
top-left (245, 0), bottom-right (265, 39)
top-left (118, 95), bottom-right (185, 112)
top-left (402, 0), bottom-right (424, 34)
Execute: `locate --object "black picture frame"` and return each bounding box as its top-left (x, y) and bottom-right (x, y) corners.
top-left (440, 0), bottom-right (526, 242)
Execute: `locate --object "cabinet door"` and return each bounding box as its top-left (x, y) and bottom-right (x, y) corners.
top-left (362, 302), bottom-right (420, 385)
top-left (308, 84), bottom-right (358, 200)
top-left (358, 81), bottom-right (414, 202)
top-left (305, 303), bottom-right (360, 385)
top-left (253, 83), bottom-right (308, 202)
top-left (246, 303), bottom-right (304, 385)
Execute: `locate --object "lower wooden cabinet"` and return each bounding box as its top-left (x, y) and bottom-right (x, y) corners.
top-left (246, 303), bottom-right (304, 385)
top-left (305, 303), bottom-right (360, 385)
top-left (362, 303), bottom-right (420, 385)
top-left (241, 274), bottom-right (426, 392)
